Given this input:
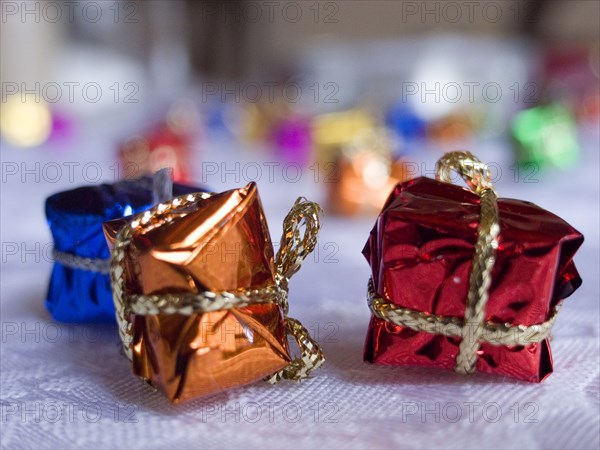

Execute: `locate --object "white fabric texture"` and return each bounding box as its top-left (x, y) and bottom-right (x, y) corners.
top-left (1, 121), bottom-right (598, 449)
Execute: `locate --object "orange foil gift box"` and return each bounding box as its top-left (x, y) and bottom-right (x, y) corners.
top-left (103, 182), bottom-right (324, 402)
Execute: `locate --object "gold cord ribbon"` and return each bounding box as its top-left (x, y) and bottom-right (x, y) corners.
top-left (368, 151), bottom-right (558, 375)
top-left (52, 248), bottom-right (110, 274)
top-left (109, 193), bottom-right (324, 383)
top-left (267, 198), bottom-right (325, 382)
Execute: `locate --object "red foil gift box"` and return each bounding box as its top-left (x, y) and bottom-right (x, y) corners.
top-left (363, 151), bottom-right (583, 382)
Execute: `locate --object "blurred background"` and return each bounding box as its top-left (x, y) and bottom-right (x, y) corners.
top-left (1, 2), bottom-right (599, 447)
top-left (0, 0), bottom-right (600, 291)
top-left (1, 0), bottom-right (598, 207)
top-left (1, 0), bottom-right (599, 305)
top-left (2, 0), bottom-right (599, 308)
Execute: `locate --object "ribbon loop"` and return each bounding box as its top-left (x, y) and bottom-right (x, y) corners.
top-left (266, 318), bottom-right (325, 383)
top-left (270, 197), bottom-right (325, 382)
top-left (436, 150), bottom-right (494, 194)
top-left (275, 197), bottom-right (323, 283)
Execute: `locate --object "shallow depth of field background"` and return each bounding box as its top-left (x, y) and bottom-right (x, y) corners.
top-left (1, 1), bottom-right (599, 449)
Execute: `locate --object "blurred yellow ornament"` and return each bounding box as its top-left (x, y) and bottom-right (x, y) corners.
top-left (0, 97), bottom-right (52, 147)
top-left (222, 102), bottom-right (283, 143)
top-left (311, 109), bottom-right (377, 163)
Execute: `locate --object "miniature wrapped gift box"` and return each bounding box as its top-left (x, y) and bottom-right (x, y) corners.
top-left (103, 182), bottom-right (324, 402)
top-left (364, 151), bottom-right (583, 382)
top-left (45, 171), bottom-right (200, 322)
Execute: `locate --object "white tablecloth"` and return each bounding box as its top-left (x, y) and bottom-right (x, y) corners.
top-left (1, 116), bottom-right (598, 449)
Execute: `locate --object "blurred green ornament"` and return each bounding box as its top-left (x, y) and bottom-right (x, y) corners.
top-left (511, 104), bottom-right (579, 169)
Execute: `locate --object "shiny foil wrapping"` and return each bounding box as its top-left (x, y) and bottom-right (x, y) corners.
top-left (45, 177), bottom-right (200, 323)
top-left (104, 183), bottom-right (292, 402)
top-left (363, 176), bottom-right (584, 382)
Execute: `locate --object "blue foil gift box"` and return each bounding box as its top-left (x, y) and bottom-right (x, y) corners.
top-left (45, 172), bottom-right (202, 323)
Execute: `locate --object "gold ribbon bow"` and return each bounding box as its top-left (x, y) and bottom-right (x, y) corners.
top-left (368, 151), bottom-right (559, 375)
top-left (109, 192), bottom-right (325, 383)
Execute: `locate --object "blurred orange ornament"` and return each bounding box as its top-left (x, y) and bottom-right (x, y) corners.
top-left (326, 128), bottom-right (413, 216)
top-left (428, 113), bottom-right (475, 150)
top-left (119, 124), bottom-right (192, 183)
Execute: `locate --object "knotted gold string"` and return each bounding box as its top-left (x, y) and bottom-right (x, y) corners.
top-left (367, 151), bottom-right (559, 375)
top-left (109, 193), bottom-right (324, 383)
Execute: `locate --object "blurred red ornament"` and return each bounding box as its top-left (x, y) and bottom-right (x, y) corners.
top-left (542, 44), bottom-right (600, 120)
top-left (119, 100), bottom-right (200, 182)
top-left (119, 124), bottom-right (191, 183)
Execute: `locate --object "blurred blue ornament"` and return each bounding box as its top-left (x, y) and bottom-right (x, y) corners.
top-left (385, 104), bottom-right (426, 153)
